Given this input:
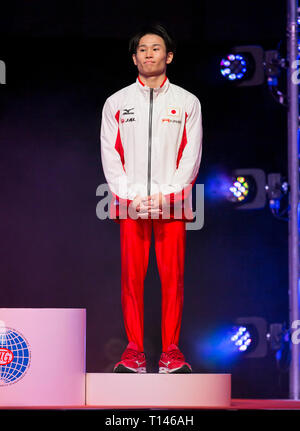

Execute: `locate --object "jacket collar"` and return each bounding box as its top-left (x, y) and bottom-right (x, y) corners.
top-left (136, 75), bottom-right (170, 95)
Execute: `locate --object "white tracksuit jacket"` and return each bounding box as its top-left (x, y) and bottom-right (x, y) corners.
top-left (100, 76), bottom-right (203, 220)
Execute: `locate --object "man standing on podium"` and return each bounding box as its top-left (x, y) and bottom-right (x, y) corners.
top-left (100, 23), bottom-right (203, 373)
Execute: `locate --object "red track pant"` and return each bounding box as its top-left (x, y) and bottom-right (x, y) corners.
top-left (120, 218), bottom-right (186, 352)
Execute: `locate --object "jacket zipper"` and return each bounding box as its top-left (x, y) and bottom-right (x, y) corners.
top-left (147, 88), bottom-right (154, 196)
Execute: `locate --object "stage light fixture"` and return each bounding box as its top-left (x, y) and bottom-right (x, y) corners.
top-left (227, 168), bottom-right (267, 210)
top-left (219, 44), bottom-right (286, 106)
top-left (230, 326), bottom-right (252, 352)
top-left (220, 45), bottom-right (265, 86)
top-left (220, 54), bottom-right (248, 81)
top-left (232, 317), bottom-right (268, 358)
top-left (227, 318), bottom-right (289, 361)
top-left (205, 168), bottom-right (288, 219)
top-left (196, 317), bottom-right (287, 367)
top-left (228, 176), bottom-right (249, 202)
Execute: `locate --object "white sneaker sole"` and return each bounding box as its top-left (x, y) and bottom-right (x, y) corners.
top-left (158, 366), bottom-right (169, 373)
top-left (159, 365), bottom-right (192, 374)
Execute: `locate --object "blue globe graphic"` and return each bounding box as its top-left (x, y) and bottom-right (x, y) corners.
top-left (0, 327), bottom-right (31, 386)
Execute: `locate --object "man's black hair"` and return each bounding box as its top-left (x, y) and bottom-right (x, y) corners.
top-left (129, 23), bottom-right (176, 56)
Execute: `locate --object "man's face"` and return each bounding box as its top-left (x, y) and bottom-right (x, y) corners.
top-left (132, 33), bottom-right (173, 78)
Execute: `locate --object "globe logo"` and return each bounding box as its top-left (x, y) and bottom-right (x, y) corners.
top-left (0, 326), bottom-right (31, 386)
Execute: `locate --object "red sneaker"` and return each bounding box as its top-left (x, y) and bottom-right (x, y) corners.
top-left (159, 344), bottom-right (192, 373)
top-left (113, 341), bottom-right (146, 373)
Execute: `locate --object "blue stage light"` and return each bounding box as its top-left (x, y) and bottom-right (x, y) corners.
top-left (219, 46), bottom-right (266, 87)
top-left (232, 317), bottom-right (268, 358)
top-left (228, 176), bottom-right (249, 202)
top-left (195, 318), bottom-right (269, 370)
top-left (230, 326), bottom-right (252, 352)
top-left (220, 54), bottom-right (248, 81)
top-left (205, 168), bottom-right (269, 210)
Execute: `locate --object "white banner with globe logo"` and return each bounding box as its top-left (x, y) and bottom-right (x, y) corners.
top-left (0, 309), bottom-right (86, 406)
top-left (0, 325), bottom-right (31, 386)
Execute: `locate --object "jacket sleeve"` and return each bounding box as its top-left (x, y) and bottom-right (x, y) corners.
top-left (100, 98), bottom-right (139, 203)
top-left (160, 97), bottom-right (203, 204)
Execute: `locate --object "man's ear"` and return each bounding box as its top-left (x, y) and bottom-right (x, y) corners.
top-left (132, 53), bottom-right (137, 66)
top-left (166, 51), bottom-right (174, 65)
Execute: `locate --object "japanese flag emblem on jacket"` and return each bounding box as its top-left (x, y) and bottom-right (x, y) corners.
top-left (167, 107), bottom-right (181, 117)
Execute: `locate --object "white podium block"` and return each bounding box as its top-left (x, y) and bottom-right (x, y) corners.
top-left (0, 308), bottom-right (86, 407)
top-left (86, 373), bottom-right (231, 408)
